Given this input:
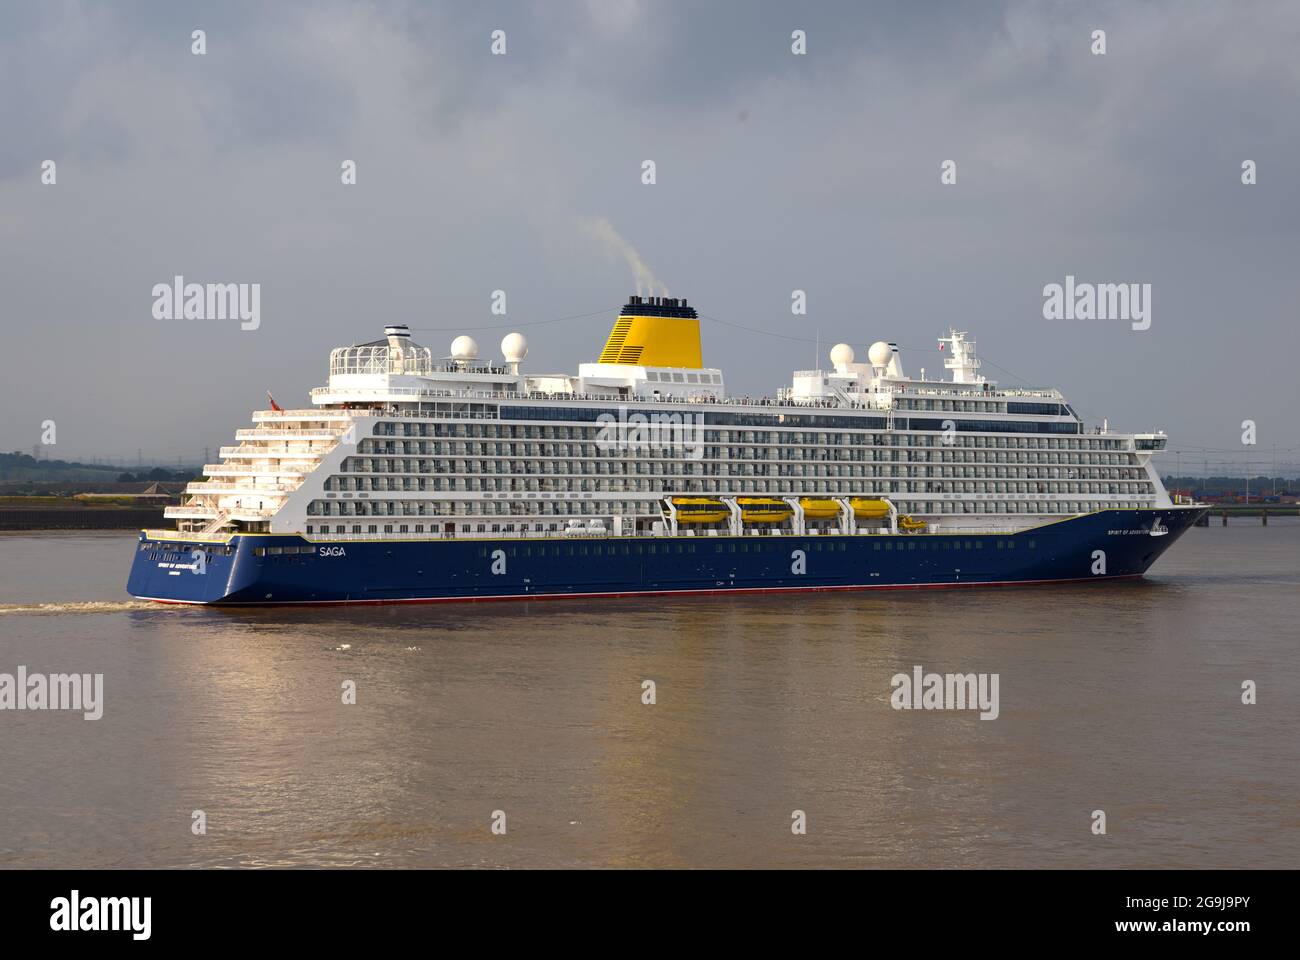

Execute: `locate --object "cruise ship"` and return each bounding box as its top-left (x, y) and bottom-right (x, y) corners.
top-left (127, 295), bottom-right (1206, 604)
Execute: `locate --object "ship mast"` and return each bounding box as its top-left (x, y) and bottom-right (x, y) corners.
top-left (937, 328), bottom-right (984, 384)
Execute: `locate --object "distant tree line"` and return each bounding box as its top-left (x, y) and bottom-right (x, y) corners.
top-left (115, 467), bottom-right (196, 482)
top-left (1162, 475), bottom-right (1296, 496)
top-left (1, 451), bottom-right (199, 484)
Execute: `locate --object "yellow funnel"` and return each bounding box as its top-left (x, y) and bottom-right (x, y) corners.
top-left (599, 296), bottom-right (702, 367)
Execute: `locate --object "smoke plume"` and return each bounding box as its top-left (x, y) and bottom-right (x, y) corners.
top-left (579, 217), bottom-right (668, 297)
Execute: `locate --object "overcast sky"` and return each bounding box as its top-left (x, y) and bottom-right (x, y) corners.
top-left (2, 0), bottom-right (1297, 473)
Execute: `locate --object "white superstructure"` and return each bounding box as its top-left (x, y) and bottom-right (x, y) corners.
top-left (164, 306), bottom-right (1172, 541)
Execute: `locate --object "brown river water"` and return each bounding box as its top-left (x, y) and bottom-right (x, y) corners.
top-left (1, 523), bottom-right (1297, 868)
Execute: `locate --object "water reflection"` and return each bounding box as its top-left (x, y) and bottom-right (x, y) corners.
top-left (1, 525), bottom-right (1297, 867)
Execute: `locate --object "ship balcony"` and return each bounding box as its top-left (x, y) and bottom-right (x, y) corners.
top-left (203, 464), bottom-right (309, 478)
top-left (164, 505), bottom-right (278, 520)
top-left (219, 445), bottom-right (333, 458)
top-left (184, 481), bottom-right (299, 494)
top-left (164, 505), bottom-right (221, 519)
top-left (234, 428), bottom-right (344, 441)
top-left (251, 409), bottom-right (357, 422)
top-left (311, 385), bottom-right (466, 402)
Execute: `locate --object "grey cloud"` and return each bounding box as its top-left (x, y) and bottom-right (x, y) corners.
top-left (0, 0), bottom-right (1296, 471)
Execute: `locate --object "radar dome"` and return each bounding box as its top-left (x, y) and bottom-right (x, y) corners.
top-left (501, 332), bottom-right (529, 363)
top-left (830, 343), bottom-right (855, 369)
top-left (450, 335), bottom-right (479, 361)
top-left (868, 341), bottom-right (892, 368)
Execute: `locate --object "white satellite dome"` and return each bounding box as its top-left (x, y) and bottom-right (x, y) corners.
top-left (868, 340), bottom-right (892, 368)
top-left (829, 343), bottom-right (855, 369)
top-left (501, 332), bottom-right (528, 363)
top-left (450, 335), bottom-right (479, 361)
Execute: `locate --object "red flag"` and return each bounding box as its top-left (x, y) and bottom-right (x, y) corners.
top-left (267, 391), bottom-right (282, 412)
top-left (938, 342), bottom-right (946, 351)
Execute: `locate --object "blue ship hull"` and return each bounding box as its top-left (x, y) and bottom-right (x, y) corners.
top-left (126, 508), bottom-right (1206, 606)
